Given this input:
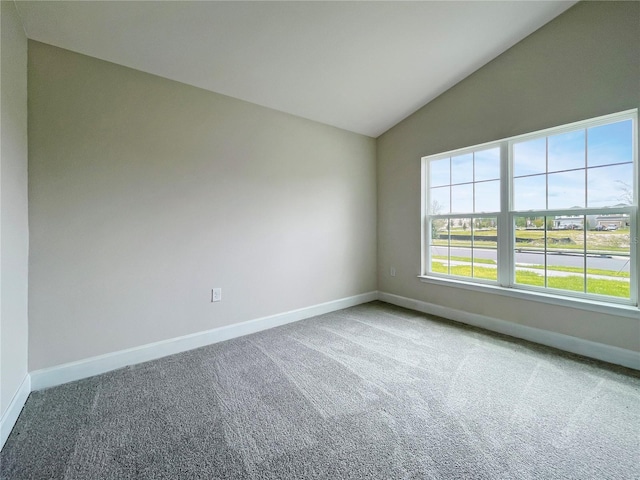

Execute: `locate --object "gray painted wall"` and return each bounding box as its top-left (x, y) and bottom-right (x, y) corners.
top-left (1, 0), bottom-right (29, 416)
top-left (377, 2), bottom-right (640, 351)
top-left (28, 42), bottom-right (377, 370)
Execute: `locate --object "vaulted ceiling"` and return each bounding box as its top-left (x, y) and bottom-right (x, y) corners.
top-left (15, 1), bottom-right (576, 137)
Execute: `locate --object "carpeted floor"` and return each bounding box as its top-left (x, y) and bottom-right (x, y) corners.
top-left (2, 301), bottom-right (639, 479)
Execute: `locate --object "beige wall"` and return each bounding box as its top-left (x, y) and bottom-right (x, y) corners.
top-left (28, 41), bottom-right (377, 370)
top-left (377, 2), bottom-right (640, 351)
top-left (15, 1), bottom-right (640, 375)
top-left (1, 0), bottom-right (29, 416)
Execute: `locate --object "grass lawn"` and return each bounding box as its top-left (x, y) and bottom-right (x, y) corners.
top-left (432, 255), bottom-right (496, 265)
top-left (431, 261), bottom-right (630, 298)
top-left (517, 270), bottom-right (630, 298)
top-left (430, 262), bottom-right (497, 280)
top-left (516, 263), bottom-right (630, 278)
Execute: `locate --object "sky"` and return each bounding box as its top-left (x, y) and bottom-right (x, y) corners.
top-left (429, 119), bottom-right (633, 214)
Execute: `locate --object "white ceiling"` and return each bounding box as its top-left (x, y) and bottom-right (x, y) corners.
top-left (15, 1), bottom-right (576, 137)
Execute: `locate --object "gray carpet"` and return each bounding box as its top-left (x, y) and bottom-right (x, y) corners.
top-left (2, 301), bottom-right (639, 479)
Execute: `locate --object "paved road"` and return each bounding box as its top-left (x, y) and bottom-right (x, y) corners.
top-left (430, 246), bottom-right (631, 273)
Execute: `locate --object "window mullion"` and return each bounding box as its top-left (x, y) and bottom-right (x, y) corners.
top-left (632, 115), bottom-right (639, 305)
top-left (583, 215), bottom-right (587, 294)
top-left (421, 158), bottom-right (428, 275)
top-left (631, 205), bottom-right (638, 305)
top-left (498, 141), bottom-right (511, 287)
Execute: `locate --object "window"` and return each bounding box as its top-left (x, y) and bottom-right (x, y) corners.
top-left (422, 110), bottom-right (638, 307)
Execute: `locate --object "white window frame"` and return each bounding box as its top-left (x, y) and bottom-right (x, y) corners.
top-left (420, 109), bottom-right (639, 315)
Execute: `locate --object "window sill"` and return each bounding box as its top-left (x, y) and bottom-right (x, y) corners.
top-left (417, 275), bottom-right (640, 319)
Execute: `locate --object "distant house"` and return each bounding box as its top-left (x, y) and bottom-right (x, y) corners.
top-left (553, 215), bottom-right (583, 230)
top-left (595, 214), bottom-right (629, 229)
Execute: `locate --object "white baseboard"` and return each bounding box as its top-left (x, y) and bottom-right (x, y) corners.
top-left (378, 291), bottom-right (640, 370)
top-left (1, 374), bottom-right (31, 450)
top-left (30, 291), bottom-right (379, 391)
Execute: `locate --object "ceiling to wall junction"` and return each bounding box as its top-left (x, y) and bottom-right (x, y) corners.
top-left (16, 1), bottom-right (576, 137)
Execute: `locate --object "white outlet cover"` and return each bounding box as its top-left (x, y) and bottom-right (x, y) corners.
top-left (212, 288), bottom-right (222, 302)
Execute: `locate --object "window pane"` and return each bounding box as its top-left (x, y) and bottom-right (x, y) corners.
top-left (514, 137), bottom-right (546, 177)
top-left (586, 222), bottom-right (630, 299)
top-left (548, 170), bottom-right (585, 209)
top-left (451, 153), bottom-right (473, 184)
top-left (430, 186), bottom-right (450, 214)
top-left (474, 148), bottom-right (500, 181)
top-left (431, 218), bottom-right (450, 246)
top-left (430, 248), bottom-right (448, 274)
top-left (448, 218), bottom-right (472, 278)
top-left (513, 175), bottom-right (546, 211)
top-left (451, 184), bottom-right (473, 213)
top-left (587, 163), bottom-right (634, 207)
top-left (472, 218), bottom-right (498, 281)
top-left (588, 120), bottom-right (633, 168)
top-left (547, 217), bottom-right (584, 294)
top-left (514, 216), bottom-right (545, 287)
top-left (474, 180), bottom-right (500, 213)
top-left (450, 218), bottom-right (472, 247)
top-left (548, 129), bottom-right (585, 172)
top-left (431, 217), bottom-right (499, 282)
top-left (430, 219), bottom-right (450, 275)
top-left (430, 158), bottom-right (450, 187)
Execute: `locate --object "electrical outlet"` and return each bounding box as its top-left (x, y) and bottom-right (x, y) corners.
top-left (211, 288), bottom-right (222, 302)
top-left (390, 267), bottom-right (396, 277)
